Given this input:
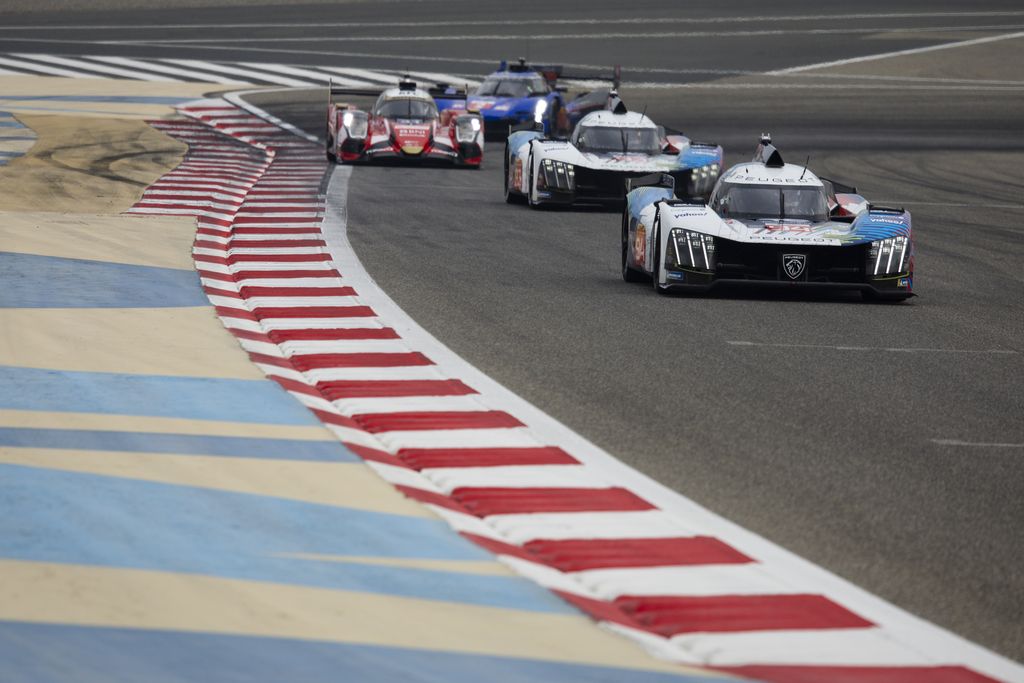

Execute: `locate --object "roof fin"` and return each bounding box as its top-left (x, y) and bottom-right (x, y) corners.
top-left (754, 133), bottom-right (784, 168)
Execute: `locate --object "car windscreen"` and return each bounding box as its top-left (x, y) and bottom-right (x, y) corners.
top-left (576, 126), bottom-right (661, 155)
top-left (376, 98), bottom-right (437, 120)
top-left (475, 77), bottom-right (546, 97)
top-left (716, 184), bottom-right (829, 222)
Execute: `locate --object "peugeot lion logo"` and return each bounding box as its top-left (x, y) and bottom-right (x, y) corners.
top-left (783, 253), bottom-right (807, 280)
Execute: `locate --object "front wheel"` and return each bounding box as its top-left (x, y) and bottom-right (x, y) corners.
top-left (651, 230), bottom-right (668, 295)
top-left (621, 211), bottom-right (644, 283)
top-left (504, 146), bottom-right (524, 204)
top-left (527, 160), bottom-right (541, 209)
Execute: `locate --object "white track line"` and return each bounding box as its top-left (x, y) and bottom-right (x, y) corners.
top-left (12, 53), bottom-right (180, 81)
top-left (88, 55), bottom-right (243, 83)
top-left (727, 341), bottom-right (1018, 354)
top-left (162, 59), bottom-right (316, 87)
top-left (112, 24), bottom-right (1024, 44)
top-left (237, 61), bottom-right (375, 86)
top-left (0, 55), bottom-right (102, 79)
top-left (3, 12), bottom-right (1024, 31)
top-left (770, 30), bottom-right (1024, 74)
top-left (931, 439), bottom-right (1024, 449)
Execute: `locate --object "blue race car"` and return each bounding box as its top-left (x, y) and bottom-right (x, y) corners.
top-left (466, 58), bottom-right (619, 140)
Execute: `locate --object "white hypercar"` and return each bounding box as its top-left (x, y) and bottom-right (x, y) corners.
top-left (622, 135), bottom-right (915, 300)
top-left (503, 99), bottom-right (723, 208)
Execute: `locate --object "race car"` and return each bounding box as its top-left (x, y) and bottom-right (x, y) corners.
top-left (325, 78), bottom-right (483, 167)
top-left (621, 135), bottom-right (914, 301)
top-left (504, 97), bottom-right (723, 208)
top-left (467, 58), bottom-right (620, 139)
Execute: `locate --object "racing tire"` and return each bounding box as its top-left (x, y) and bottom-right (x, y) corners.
top-left (504, 144), bottom-right (524, 204)
top-left (621, 210), bottom-right (644, 283)
top-left (527, 158), bottom-right (541, 210)
top-left (325, 132), bottom-right (337, 163)
top-left (651, 229), bottom-right (668, 295)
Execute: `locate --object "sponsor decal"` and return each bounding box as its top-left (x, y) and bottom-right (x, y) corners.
top-left (395, 127), bottom-right (429, 138)
top-left (748, 235), bottom-right (833, 243)
top-left (898, 277), bottom-right (910, 288)
top-left (671, 210), bottom-right (706, 219)
top-left (633, 222), bottom-right (646, 268)
top-left (513, 158), bottom-right (523, 189)
top-left (783, 253), bottom-right (807, 279)
top-left (667, 271), bottom-right (685, 281)
top-left (760, 224), bottom-right (814, 234)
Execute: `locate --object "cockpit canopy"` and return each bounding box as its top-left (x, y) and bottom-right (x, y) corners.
top-left (573, 125), bottom-right (661, 155)
top-left (712, 183), bottom-right (830, 222)
top-left (374, 96), bottom-right (438, 121)
top-left (474, 76), bottom-right (548, 98)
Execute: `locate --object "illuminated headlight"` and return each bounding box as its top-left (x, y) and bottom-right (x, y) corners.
top-left (534, 99), bottom-right (548, 123)
top-left (537, 158), bottom-right (574, 191)
top-left (343, 111), bottom-right (368, 139)
top-left (667, 228), bottom-right (715, 271)
top-left (691, 164), bottom-right (719, 181)
top-left (868, 235), bottom-right (910, 277)
top-left (455, 116), bottom-right (481, 143)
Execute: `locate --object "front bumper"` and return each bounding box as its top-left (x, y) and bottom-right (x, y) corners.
top-left (659, 241), bottom-right (913, 298)
top-left (660, 275), bottom-right (914, 299)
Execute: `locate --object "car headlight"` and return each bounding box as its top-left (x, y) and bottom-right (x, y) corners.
top-left (343, 110), bottom-right (368, 139)
top-left (537, 158), bottom-right (574, 191)
top-left (868, 235), bottom-right (910, 276)
top-left (690, 164), bottom-right (720, 181)
top-left (534, 99), bottom-right (548, 123)
top-left (455, 116), bottom-right (481, 143)
top-left (667, 228), bottom-right (715, 271)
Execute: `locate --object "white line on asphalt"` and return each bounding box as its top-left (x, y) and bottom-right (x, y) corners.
top-left (0, 55), bottom-right (102, 79)
top-left (12, 53), bottom-right (180, 81)
top-left (932, 439), bottom-right (1024, 449)
top-left (161, 59), bottom-right (315, 87)
top-left (237, 61), bottom-right (375, 86)
top-left (769, 30), bottom-right (1024, 74)
top-left (316, 66), bottom-right (401, 84)
top-left (101, 24), bottom-right (1024, 44)
top-left (87, 55), bottom-right (244, 83)
top-left (728, 342), bottom-right (1018, 354)
top-left (3, 11), bottom-right (1024, 31)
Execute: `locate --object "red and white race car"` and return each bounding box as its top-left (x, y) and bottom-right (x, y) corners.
top-left (326, 78), bottom-right (483, 167)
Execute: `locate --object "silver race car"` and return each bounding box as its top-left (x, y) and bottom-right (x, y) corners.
top-left (622, 135), bottom-right (914, 300)
top-left (504, 97), bottom-right (723, 208)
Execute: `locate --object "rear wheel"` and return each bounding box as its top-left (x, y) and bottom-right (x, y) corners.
top-left (621, 210), bottom-right (644, 283)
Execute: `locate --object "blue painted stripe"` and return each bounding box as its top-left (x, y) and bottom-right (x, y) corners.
top-left (0, 623), bottom-right (719, 683)
top-left (0, 427), bottom-right (355, 462)
top-left (0, 135), bottom-right (36, 140)
top-left (0, 252), bottom-right (207, 308)
top-left (0, 366), bottom-right (323, 425)
top-left (0, 120), bottom-right (25, 128)
top-left (0, 150), bottom-right (25, 156)
top-left (0, 465), bottom-right (574, 612)
top-left (0, 95), bottom-right (194, 104)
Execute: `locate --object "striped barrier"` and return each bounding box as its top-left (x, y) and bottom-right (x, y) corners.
top-left (127, 97), bottom-right (1020, 683)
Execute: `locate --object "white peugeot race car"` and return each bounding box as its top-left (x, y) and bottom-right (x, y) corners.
top-left (621, 135), bottom-right (915, 300)
top-left (503, 98), bottom-right (723, 208)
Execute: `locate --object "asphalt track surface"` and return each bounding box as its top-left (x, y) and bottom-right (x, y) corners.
top-left (3, 0), bottom-right (1022, 663)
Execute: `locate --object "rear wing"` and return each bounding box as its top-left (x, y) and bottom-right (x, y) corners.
top-left (327, 77), bottom-right (470, 107)
top-left (627, 173), bottom-right (675, 193)
top-left (502, 58), bottom-right (621, 90)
